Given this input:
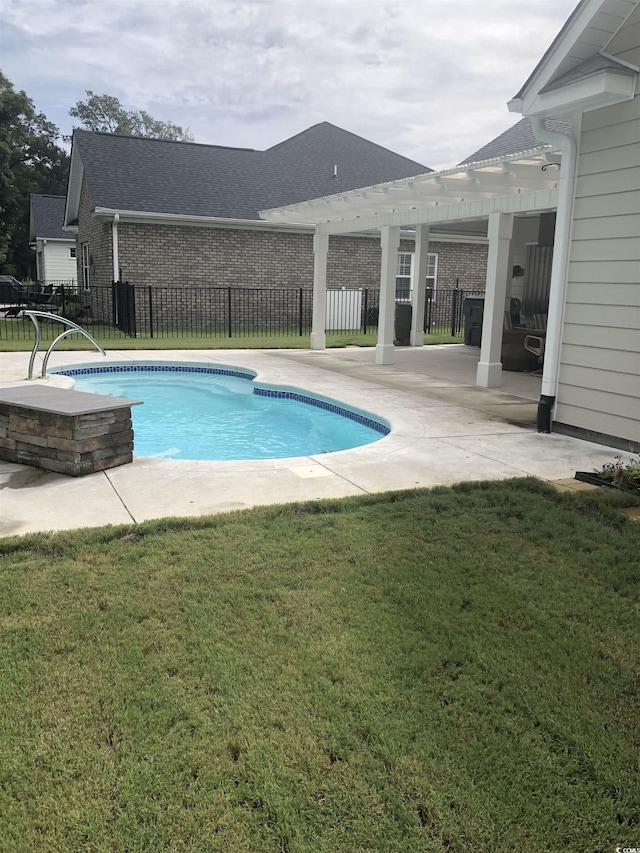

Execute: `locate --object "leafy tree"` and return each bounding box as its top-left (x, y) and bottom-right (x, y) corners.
top-left (70, 91), bottom-right (194, 142)
top-left (0, 71), bottom-right (69, 278)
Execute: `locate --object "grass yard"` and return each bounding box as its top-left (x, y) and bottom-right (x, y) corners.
top-left (0, 326), bottom-right (462, 352)
top-left (1, 479), bottom-right (638, 852)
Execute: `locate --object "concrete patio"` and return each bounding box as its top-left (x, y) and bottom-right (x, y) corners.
top-left (0, 344), bottom-right (627, 538)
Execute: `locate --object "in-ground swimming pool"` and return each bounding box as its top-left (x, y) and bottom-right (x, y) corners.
top-left (57, 363), bottom-right (389, 461)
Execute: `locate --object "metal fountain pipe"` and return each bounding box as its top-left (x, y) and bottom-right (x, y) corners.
top-left (24, 311), bottom-right (106, 379)
top-left (530, 117), bottom-right (579, 432)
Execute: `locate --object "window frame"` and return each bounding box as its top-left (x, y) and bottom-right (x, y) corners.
top-left (395, 251), bottom-right (438, 300)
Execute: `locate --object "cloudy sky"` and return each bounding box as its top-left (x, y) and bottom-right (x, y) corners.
top-left (2, 0), bottom-right (577, 169)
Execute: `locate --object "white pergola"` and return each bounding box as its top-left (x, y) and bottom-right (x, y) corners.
top-left (260, 145), bottom-right (563, 389)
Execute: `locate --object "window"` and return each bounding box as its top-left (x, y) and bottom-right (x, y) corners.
top-left (426, 253), bottom-right (438, 292)
top-left (69, 246), bottom-right (77, 259)
top-left (395, 252), bottom-right (413, 300)
top-left (81, 243), bottom-right (90, 290)
top-left (395, 252), bottom-right (438, 299)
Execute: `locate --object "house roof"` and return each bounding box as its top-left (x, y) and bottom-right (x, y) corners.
top-left (538, 52), bottom-right (637, 94)
top-left (509, 0), bottom-right (639, 117)
top-left (459, 117), bottom-right (571, 165)
top-left (30, 194), bottom-right (71, 241)
top-left (66, 122), bottom-right (430, 225)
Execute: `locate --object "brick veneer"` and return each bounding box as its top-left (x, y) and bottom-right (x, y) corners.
top-left (77, 180), bottom-right (112, 289)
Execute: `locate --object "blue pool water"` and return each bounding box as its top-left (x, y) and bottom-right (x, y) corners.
top-left (59, 363), bottom-right (389, 461)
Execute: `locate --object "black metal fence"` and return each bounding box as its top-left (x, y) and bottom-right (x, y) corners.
top-left (1, 283), bottom-right (485, 343)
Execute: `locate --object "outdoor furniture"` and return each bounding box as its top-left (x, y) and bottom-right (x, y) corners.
top-left (524, 333), bottom-right (546, 375)
top-left (28, 283), bottom-right (56, 308)
top-left (0, 279), bottom-right (28, 317)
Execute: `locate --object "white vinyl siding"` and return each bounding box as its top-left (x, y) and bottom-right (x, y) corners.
top-left (555, 94), bottom-right (640, 445)
top-left (38, 240), bottom-right (78, 283)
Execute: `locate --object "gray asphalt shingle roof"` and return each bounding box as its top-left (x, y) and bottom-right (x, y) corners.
top-left (30, 194), bottom-right (70, 240)
top-left (459, 117), bottom-right (571, 165)
top-left (74, 122), bottom-right (431, 220)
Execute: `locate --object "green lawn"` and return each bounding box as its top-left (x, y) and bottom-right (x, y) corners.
top-left (1, 480), bottom-right (638, 852)
top-left (0, 324), bottom-right (462, 351)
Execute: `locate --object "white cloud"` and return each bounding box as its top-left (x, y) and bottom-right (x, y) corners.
top-left (1, 0), bottom-right (578, 167)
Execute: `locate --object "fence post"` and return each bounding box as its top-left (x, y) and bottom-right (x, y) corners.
top-left (298, 288), bottom-right (303, 336)
top-left (451, 284), bottom-right (460, 338)
top-left (112, 281), bottom-right (118, 327)
top-left (227, 287), bottom-right (232, 338)
top-left (423, 288), bottom-right (431, 335)
top-left (126, 282), bottom-right (137, 338)
top-left (148, 286), bottom-right (154, 339)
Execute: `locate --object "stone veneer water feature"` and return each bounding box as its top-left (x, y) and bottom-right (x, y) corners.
top-left (0, 385), bottom-right (141, 477)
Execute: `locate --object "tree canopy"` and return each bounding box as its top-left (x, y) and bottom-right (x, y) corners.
top-left (0, 71), bottom-right (69, 278)
top-left (70, 91), bottom-right (194, 142)
top-left (0, 79), bottom-right (195, 279)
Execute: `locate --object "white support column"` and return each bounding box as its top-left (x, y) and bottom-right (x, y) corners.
top-left (410, 225), bottom-right (429, 346)
top-left (375, 225), bottom-right (400, 365)
top-left (476, 212), bottom-right (513, 387)
top-left (310, 231), bottom-right (328, 350)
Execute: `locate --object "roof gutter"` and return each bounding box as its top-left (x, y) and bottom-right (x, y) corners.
top-left (92, 207), bottom-right (316, 234)
top-left (530, 116), bottom-right (579, 433)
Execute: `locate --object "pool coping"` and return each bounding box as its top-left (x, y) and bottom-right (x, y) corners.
top-left (0, 347), bottom-right (635, 537)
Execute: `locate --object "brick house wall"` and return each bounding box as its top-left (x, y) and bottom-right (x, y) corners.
top-left (431, 242), bottom-right (488, 291)
top-left (115, 223), bottom-right (392, 291)
top-left (76, 180), bottom-right (112, 290)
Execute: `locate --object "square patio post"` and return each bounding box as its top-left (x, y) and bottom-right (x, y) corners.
top-left (410, 224), bottom-right (430, 346)
top-left (476, 212), bottom-right (513, 387)
top-left (311, 231), bottom-right (328, 350)
top-left (375, 225), bottom-right (400, 365)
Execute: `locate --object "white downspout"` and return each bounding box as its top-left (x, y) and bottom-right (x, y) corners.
top-left (112, 213), bottom-right (120, 282)
top-left (531, 116), bottom-right (579, 432)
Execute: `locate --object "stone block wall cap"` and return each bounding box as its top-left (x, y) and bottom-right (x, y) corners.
top-left (0, 385), bottom-right (142, 416)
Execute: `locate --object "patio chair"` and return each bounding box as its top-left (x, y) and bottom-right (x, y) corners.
top-left (29, 283), bottom-right (54, 306)
top-left (0, 280), bottom-right (28, 317)
top-left (524, 333), bottom-right (545, 375)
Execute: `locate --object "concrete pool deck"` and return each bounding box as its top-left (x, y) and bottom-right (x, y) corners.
top-left (0, 345), bottom-right (629, 538)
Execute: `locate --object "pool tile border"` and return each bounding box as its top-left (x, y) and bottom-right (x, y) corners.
top-left (253, 387), bottom-right (389, 435)
top-left (57, 364), bottom-right (255, 381)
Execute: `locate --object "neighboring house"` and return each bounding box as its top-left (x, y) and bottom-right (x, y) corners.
top-left (63, 123), bottom-right (489, 304)
top-left (261, 0), bottom-right (640, 452)
top-left (29, 194), bottom-right (77, 285)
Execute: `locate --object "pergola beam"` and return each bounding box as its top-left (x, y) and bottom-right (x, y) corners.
top-left (314, 187), bottom-right (558, 235)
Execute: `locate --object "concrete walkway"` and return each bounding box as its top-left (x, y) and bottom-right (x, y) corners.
top-left (0, 345), bottom-right (628, 537)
